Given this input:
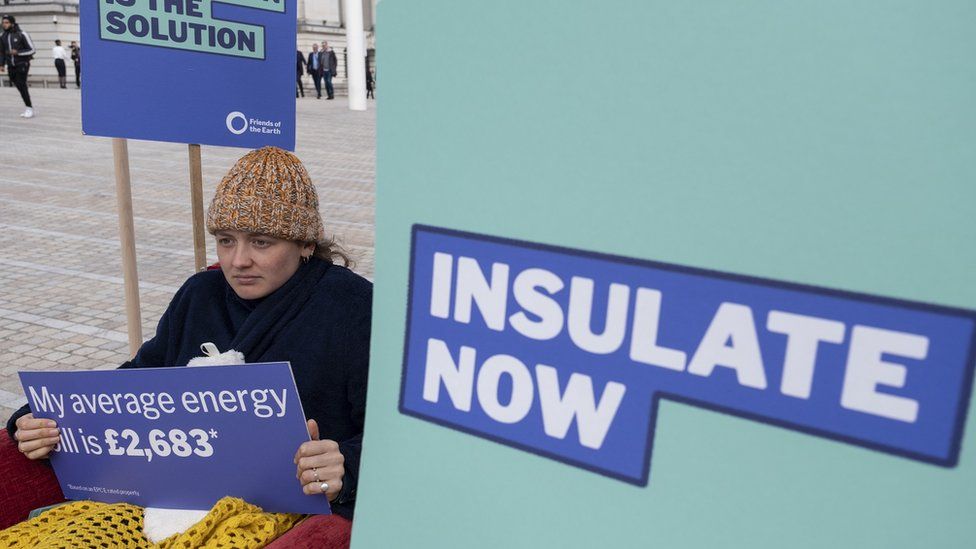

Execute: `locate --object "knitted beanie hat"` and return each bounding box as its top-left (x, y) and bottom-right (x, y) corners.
top-left (206, 147), bottom-right (325, 244)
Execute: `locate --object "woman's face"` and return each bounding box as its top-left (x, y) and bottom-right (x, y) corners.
top-left (215, 230), bottom-right (313, 300)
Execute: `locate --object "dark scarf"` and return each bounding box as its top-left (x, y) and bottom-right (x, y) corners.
top-left (228, 257), bottom-right (331, 362)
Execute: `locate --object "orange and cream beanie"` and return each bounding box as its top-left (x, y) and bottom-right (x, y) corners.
top-left (206, 146), bottom-right (325, 244)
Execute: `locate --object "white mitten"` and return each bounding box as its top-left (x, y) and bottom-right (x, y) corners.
top-left (143, 342), bottom-right (245, 542)
top-left (186, 342), bottom-right (245, 367)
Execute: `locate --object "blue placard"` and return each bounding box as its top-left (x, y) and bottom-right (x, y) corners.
top-left (19, 363), bottom-right (329, 514)
top-left (399, 225), bottom-right (976, 485)
top-left (81, 0), bottom-right (296, 149)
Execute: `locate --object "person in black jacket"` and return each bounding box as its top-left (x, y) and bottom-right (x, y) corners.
top-left (7, 147), bottom-right (372, 520)
top-left (296, 49), bottom-right (305, 98)
top-left (70, 40), bottom-right (80, 88)
top-left (0, 14), bottom-right (36, 118)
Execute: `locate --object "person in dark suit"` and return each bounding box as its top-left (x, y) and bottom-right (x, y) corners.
top-left (306, 43), bottom-right (323, 99)
top-left (319, 41), bottom-right (338, 100)
top-left (70, 40), bottom-right (80, 88)
top-left (296, 49), bottom-right (306, 98)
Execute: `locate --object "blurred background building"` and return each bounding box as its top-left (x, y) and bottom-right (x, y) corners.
top-left (0, 0), bottom-right (376, 92)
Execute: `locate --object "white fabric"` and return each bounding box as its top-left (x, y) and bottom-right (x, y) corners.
top-left (143, 342), bottom-right (245, 542)
top-left (143, 508), bottom-right (210, 543)
top-left (186, 342), bottom-right (245, 367)
top-left (52, 45), bottom-right (67, 60)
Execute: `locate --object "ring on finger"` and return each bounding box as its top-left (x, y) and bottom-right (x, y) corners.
top-left (320, 482), bottom-right (329, 494)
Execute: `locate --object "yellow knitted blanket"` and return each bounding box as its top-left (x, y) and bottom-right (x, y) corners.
top-left (0, 497), bottom-right (302, 548)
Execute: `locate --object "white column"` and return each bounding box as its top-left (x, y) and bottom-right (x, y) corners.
top-left (342, 0), bottom-right (368, 111)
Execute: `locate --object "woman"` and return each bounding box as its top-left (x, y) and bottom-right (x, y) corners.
top-left (4, 147), bottom-right (371, 537)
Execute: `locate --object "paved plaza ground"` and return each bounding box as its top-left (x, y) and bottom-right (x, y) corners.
top-left (0, 87), bottom-right (375, 424)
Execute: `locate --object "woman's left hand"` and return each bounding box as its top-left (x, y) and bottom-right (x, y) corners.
top-left (295, 419), bottom-right (344, 502)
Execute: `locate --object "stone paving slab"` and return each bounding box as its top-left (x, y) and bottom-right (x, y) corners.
top-left (0, 87), bottom-right (375, 425)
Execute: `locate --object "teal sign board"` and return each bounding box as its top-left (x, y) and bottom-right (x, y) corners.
top-left (356, 1), bottom-right (976, 547)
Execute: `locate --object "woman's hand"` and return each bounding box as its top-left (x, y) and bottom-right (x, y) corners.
top-left (295, 419), bottom-right (344, 502)
top-left (14, 413), bottom-right (60, 460)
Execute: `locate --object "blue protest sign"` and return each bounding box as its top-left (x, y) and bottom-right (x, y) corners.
top-left (19, 362), bottom-right (329, 515)
top-left (399, 225), bottom-right (976, 485)
top-left (81, 0), bottom-right (296, 149)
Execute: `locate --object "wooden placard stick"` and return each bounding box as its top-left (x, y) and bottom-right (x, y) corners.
top-left (188, 144), bottom-right (207, 272)
top-left (112, 138), bottom-right (143, 357)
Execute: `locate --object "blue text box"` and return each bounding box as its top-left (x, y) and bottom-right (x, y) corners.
top-left (399, 226), bottom-right (976, 485)
top-left (20, 362), bottom-right (328, 514)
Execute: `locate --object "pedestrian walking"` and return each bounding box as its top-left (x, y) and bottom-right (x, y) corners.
top-left (52, 39), bottom-right (67, 89)
top-left (296, 49), bottom-right (306, 98)
top-left (307, 43), bottom-right (323, 99)
top-left (319, 41), bottom-right (338, 100)
top-left (366, 68), bottom-right (374, 99)
top-left (0, 14), bottom-right (36, 118)
top-left (70, 40), bottom-right (80, 88)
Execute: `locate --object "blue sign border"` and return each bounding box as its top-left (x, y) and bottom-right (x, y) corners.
top-left (81, 0), bottom-right (296, 149)
top-left (398, 224), bottom-right (976, 485)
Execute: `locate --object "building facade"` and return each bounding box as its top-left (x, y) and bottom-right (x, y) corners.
top-left (0, 0), bottom-right (375, 90)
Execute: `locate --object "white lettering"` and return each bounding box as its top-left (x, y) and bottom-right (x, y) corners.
top-left (688, 303), bottom-right (767, 389)
top-left (841, 325), bottom-right (926, 422)
top-left (567, 277), bottom-right (630, 354)
top-left (509, 268), bottom-right (565, 340)
top-left (423, 338), bottom-right (475, 411)
top-left (27, 386), bottom-right (64, 419)
top-left (536, 364), bottom-right (626, 449)
top-left (454, 257), bottom-right (509, 331)
top-left (269, 389), bottom-right (287, 418)
top-left (476, 354), bottom-right (534, 423)
top-left (430, 252), bottom-right (453, 319)
top-left (629, 288), bottom-right (686, 371)
top-left (767, 310), bottom-right (845, 399)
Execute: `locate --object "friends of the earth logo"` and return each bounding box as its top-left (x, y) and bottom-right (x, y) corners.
top-left (225, 111), bottom-right (282, 136)
top-left (399, 226), bottom-right (976, 484)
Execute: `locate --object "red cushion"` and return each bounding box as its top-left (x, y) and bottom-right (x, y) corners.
top-left (267, 513), bottom-right (352, 548)
top-left (0, 428), bottom-right (66, 529)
